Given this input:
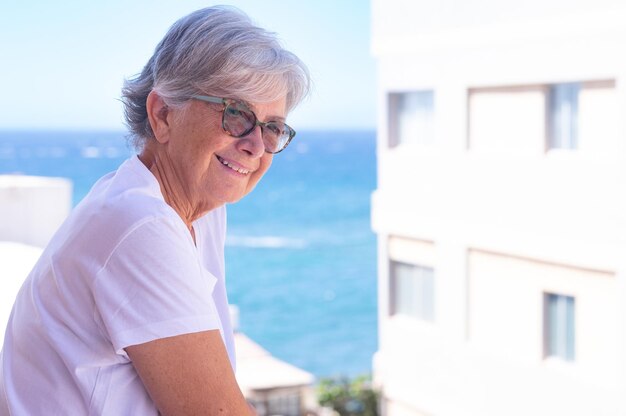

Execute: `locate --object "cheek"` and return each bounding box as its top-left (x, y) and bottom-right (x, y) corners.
top-left (258, 155), bottom-right (273, 179)
top-left (247, 156), bottom-right (273, 190)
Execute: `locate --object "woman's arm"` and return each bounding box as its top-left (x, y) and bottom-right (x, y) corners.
top-left (126, 329), bottom-right (255, 416)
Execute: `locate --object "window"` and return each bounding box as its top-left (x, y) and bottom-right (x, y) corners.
top-left (267, 392), bottom-right (301, 416)
top-left (548, 82), bottom-right (580, 149)
top-left (469, 80), bottom-right (617, 153)
top-left (388, 91), bottom-right (434, 147)
top-left (390, 260), bottom-right (434, 321)
top-left (544, 293), bottom-right (575, 361)
top-left (250, 391), bottom-right (302, 416)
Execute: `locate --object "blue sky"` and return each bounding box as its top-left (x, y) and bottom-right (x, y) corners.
top-left (0, 0), bottom-right (375, 131)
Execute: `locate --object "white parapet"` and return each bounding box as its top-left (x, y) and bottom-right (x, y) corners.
top-left (0, 241), bottom-right (42, 341)
top-left (0, 175), bottom-right (72, 248)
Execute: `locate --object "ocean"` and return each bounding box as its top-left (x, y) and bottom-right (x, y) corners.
top-left (0, 129), bottom-right (378, 379)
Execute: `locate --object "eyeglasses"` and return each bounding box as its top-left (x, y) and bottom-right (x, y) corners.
top-left (192, 95), bottom-right (296, 154)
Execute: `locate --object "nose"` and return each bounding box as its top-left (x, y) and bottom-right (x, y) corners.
top-left (237, 124), bottom-right (265, 158)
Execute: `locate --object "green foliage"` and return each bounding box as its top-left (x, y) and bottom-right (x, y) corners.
top-left (317, 375), bottom-right (379, 416)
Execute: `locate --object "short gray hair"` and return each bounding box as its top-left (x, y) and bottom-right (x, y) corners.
top-left (121, 5), bottom-right (311, 149)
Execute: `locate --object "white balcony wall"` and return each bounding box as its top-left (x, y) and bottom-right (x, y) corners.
top-left (0, 175), bottom-right (72, 247)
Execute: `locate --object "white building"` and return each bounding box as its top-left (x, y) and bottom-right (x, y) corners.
top-left (370, 1), bottom-right (626, 415)
top-left (0, 175), bottom-right (71, 340)
top-left (0, 174), bottom-right (72, 248)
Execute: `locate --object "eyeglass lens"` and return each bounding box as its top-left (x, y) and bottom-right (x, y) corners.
top-left (222, 101), bottom-right (292, 153)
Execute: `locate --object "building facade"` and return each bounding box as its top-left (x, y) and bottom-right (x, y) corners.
top-left (371, 1), bottom-right (626, 415)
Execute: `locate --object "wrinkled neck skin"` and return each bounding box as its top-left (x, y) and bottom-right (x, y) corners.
top-left (139, 145), bottom-right (209, 239)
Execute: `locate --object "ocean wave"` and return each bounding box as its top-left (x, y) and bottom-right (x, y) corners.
top-left (80, 146), bottom-right (126, 159)
top-left (226, 235), bottom-right (307, 249)
top-left (0, 148), bottom-right (15, 159)
top-left (81, 146), bottom-right (100, 158)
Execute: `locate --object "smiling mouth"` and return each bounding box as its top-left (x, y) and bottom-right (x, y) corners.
top-left (216, 155), bottom-right (251, 175)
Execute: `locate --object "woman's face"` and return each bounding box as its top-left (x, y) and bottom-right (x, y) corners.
top-left (157, 96), bottom-right (286, 213)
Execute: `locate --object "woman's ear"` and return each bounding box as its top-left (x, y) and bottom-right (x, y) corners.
top-left (146, 90), bottom-right (171, 144)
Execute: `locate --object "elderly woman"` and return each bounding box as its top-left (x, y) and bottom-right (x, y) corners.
top-left (0, 6), bottom-right (309, 415)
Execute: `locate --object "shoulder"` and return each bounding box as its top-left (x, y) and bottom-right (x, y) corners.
top-left (44, 156), bottom-right (188, 277)
top-left (101, 155), bottom-right (177, 224)
top-left (73, 156), bottom-right (184, 251)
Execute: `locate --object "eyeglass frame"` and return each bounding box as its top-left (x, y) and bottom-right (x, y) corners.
top-left (191, 95), bottom-right (296, 154)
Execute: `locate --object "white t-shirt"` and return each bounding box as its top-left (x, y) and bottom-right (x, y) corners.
top-left (0, 156), bottom-right (234, 415)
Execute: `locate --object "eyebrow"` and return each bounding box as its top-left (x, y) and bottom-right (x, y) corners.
top-left (268, 115), bottom-right (286, 122)
top-left (245, 100), bottom-right (286, 123)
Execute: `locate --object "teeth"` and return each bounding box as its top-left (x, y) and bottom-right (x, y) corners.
top-left (219, 157), bottom-right (249, 174)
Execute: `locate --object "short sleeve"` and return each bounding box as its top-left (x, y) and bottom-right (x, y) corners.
top-left (92, 216), bottom-right (221, 357)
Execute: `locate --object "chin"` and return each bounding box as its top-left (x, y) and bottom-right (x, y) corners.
top-left (224, 191), bottom-right (247, 205)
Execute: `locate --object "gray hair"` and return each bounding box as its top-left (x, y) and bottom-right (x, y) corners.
top-left (121, 5), bottom-right (311, 149)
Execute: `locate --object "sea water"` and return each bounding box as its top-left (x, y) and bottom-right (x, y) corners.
top-left (0, 129), bottom-right (377, 378)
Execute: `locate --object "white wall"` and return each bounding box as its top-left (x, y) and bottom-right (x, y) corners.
top-left (469, 250), bottom-right (619, 382)
top-left (0, 175), bottom-right (72, 247)
top-left (469, 87), bottom-right (546, 154)
top-left (578, 82), bottom-right (622, 153)
top-left (0, 242), bottom-right (42, 341)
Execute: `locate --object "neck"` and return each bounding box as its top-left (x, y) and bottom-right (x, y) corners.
top-left (138, 147), bottom-right (205, 230)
